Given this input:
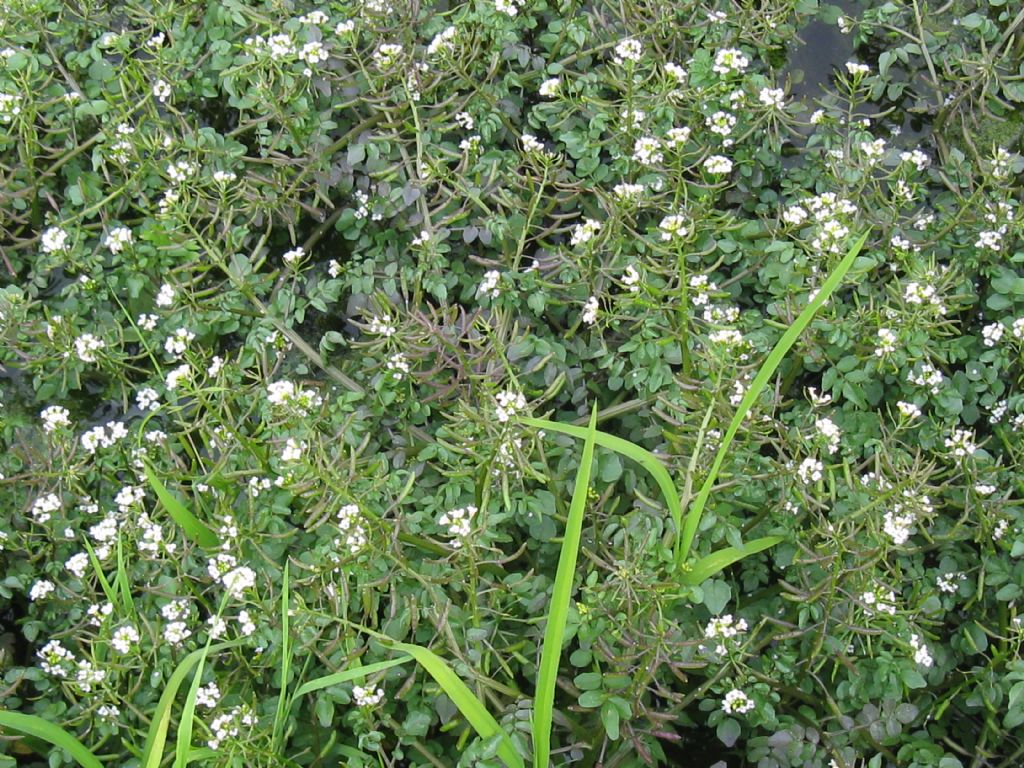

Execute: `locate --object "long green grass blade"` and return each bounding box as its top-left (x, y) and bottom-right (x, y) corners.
top-left (143, 462), bottom-right (219, 549)
top-left (390, 641), bottom-right (525, 768)
top-left (0, 711), bottom-right (104, 768)
top-left (676, 231), bottom-right (869, 565)
top-left (521, 416), bottom-right (681, 537)
top-left (533, 404), bottom-right (599, 768)
top-left (291, 657), bottom-right (411, 701)
top-left (173, 642), bottom-right (214, 768)
top-left (679, 536), bottom-right (784, 585)
top-left (272, 563), bottom-right (291, 752)
top-left (141, 640), bottom-right (241, 768)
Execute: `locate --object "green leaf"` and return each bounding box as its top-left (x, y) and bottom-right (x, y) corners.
top-left (533, 404), bottom-right (598, 768)
top-left (388, 642), bottom-right (524, 768)
top-left (0, 712), bottom-right (103, 768)
top-left (291, 657), bottom-right (411, 700)
top-left (522, 416), bottom-right (682, 543)
top-left (677, 231), bottom-right (869, 566)
top-left (700, 579), bottom-right (732, 615)
top-left (600, 701), bottom-right (620, 741)
top-left (716, 717), bottom-right (741, 747)
top-left (680, 536), bottom-right (785, 586)
top-left (142, 462), bottom-right (218, 549)
top-left (141, 641), bottom-right (242, 768)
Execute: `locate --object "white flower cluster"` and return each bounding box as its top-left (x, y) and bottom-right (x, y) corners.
top-left (208, 705), bottom-right (256, 750)
top-left (427, 25), bottom-right (457, 57)
top-left (111, 625), bottom-right (140, 654)
top-left (353, 684), bottom-right (385, 707)
top-left (495, 390), bottom-right (526, 423)
top-left (104, 226), bottom-right (133, 254)
top-left (367, 314), bottom-right (396, 337)
top-left (721, 688), bottom-right (754, 714)
top-left (796, 457), bottom-right (823, 484)
top-left (659, 213), bottom-right (689, 241)
top-left (266, 380), bottom-right (323, 409)
top-left (815, 417), bottom-right (841, 453)
top-left (138, 512), bottom-right (176, 555)
top-left (875, 328), bottom-right (898, 356)
top-left (896, 401), bottom-right (922, 420)
top-left (612, 38), bottom-right (643, 65)
top-left (74, 333), bottom-right (105, 363)
top-left (903, 281), bottom-right (946, 315)
top-left (438, 504), bottom-right (477, 547)
top-left (622, 265), bottom-right (640, 293)
top-left (782, 193), bottom-right (857, 254)
top-left (80, 420), bottom-right (128, 454)
top-left (909, 633), bottom-right (933, 668)
top-left (38, 639), bottom-right (75, 676)
top-left (41, 226), bottom-right (70, 254)
top-left (40, 405), bottom-right (71, 432)
top-left (908, 362), bottom-right (944, 395)
top-left (385, 352), bottom-right (410, 379)
top-left (703, 614), bottom-right (748, 655)
top-left (336, 503), bottom-right (368, 555)
top-left (164, 327), bottom-right (195, 358)
top-left (161, 599), bottom-right (193, 646)
top-left (713, 48), bottom-right (749, 75)
top-left (632, 136), bottom-right (662, 166)
top-left (582, 296), bottom-right (599, 326)
top-left (981, 322), bottom-right (1004, 347)
top-left (571, 218), bottom-right (602, 247)
top-left (944, 428), bottom-right (977, 457)
top-left (282, 246), bottom-right (305, 265)
top-left (206, 553), bottom-right (257, 599)
top-left (703, 155), bottom-right (733, 174)
top-left (936, 571), bottom-right (964, 594)
top-left (478, 269), bottom-right (501, 299)
top-left (861, 584), bottom-right (897, 616)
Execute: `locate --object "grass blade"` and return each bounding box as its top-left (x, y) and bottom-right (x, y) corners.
top-left (533, 404), bottom-right (599, 768)
top-left (272, 563), bottom-right (292, 752)
top-left (291, 657), bottom-right (411, 701)
top-left (0, 711), bottom-right (104, 768)
top-left (141, 640), bottom-right (241, 768)
top-left (142, 462), bottom-right (219, 549)
top-left (389, 642), bottom-right (524, 768)
top-left (679, 536), bottom-right (784, 585)
top-left (172, 642), bottom-right (214, 768)
top-left (676, 231), bottom-right (869, 565)
top-left (521, 416), bottom-right (681, 538)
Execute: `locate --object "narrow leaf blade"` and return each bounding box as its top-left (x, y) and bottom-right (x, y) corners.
top-left (677, 231), bottom-right (869, 564)
top-left (143, 462), bottom-right (218, 549)
top-left (679, 536), bottom-right (785, 585)
top-left (533, 405), bottom-right (599, 768)
top-left (0, 711), bottom-right (104, 768)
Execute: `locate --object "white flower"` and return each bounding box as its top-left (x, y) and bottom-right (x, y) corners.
top-left (155, 283), bottom-right (176, 307)
top-left (367, 314), bottom-right (396, 337)
top-left (298, 41), bottom-right (328, 67)
top-left (665, 62), bottom-right (687, 82)
top-left (165, 363), bottom-right (192, 391)
top-left (373, 43), bottom-right (403, 67)
top-left (495, 390), bottom-right (527, 423)
top-left (665, 126), bottom-right (691, 147)
top-left (521, 133), bottom-right (547, 154)
top-left (758, 87), bottom-right (786, 110)
top-left (455, 111), bottom-right (475, 130)
top-left (703, 155), bottom-right (733, 174)
top-left (796, 457), bottom-right (823, 484)
top-left (582, 296), bottom-right (599, 326)
top-left (164, 327), bottom-right (195, 358)
top-left (478, 269), bottom-right (501, 299)
top-left (0, 91), bottom-right (22, 122)
top-left (712, 48), bottom-right (749, 75)
top-left (721, 688), bottom-right (754, 714)
top-left (981, 322), bottom-right (1004, 347)
top-left (74, 334), bottom-right (106, 363)
top-left (196, 681), bottom-right (221, 708)
top-left (152, 79), bottom-right (172, 103)
top-left (909, 633), bottom-right (933, 668)
top-left (896, 401), bottom-right (921, 420)
top-left (622, 265), bottom-right (641, 292)
top-left (632, 136), bottom-right (662, 166)
top-left (41, 227), bottom-right (70, 254)
top-left (427, 25), bottom-right (457, 56)
top-left (353, 685), bottom-right (385, 707)
top-left (570, 219), bottom-right (602, 247)
top-left (30, 579), bottom-right (56, 601)
top-left (613, 182), bottom-right (644, 201)
top-left (138, 313), bottom-right (159, 331)
top-left (936, 571), bottom-right (964, 594)
top-left (706, 111), bottom-right (736, 137)
top-left (875, 328), bottom-right (897, 356)
top-left (495, 0), bottom-right (521, 15)
top-left (438, 504), bottom-right (478, 546)
top-left (845, 61), bottom-right (870, 76)
top-left (111, 625), bottom-right (140, 654)
top-left (815, 417), bottom-right (841, 453)
top-left (282, 246), bottom-right (305, 265)
top-left (659, 214), bottom-right (689, 241)
top-left (944, 428), bottom-right (977, 457)
top-left (104, 226), bottom-right (133, 254)
top-left (166, 159), bottom-right (197, 183)
top-left (883, 508), bottom-right (915, 545)
top-left (41, 406), bottom-right (71, 433)
top-left (612, 39), bottom-right (643, 65)
top-left (539, 77), bottom-right (560, 97)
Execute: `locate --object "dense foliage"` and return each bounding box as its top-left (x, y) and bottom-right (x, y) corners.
top-left (2, 0), bottom-right (1024, 766)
